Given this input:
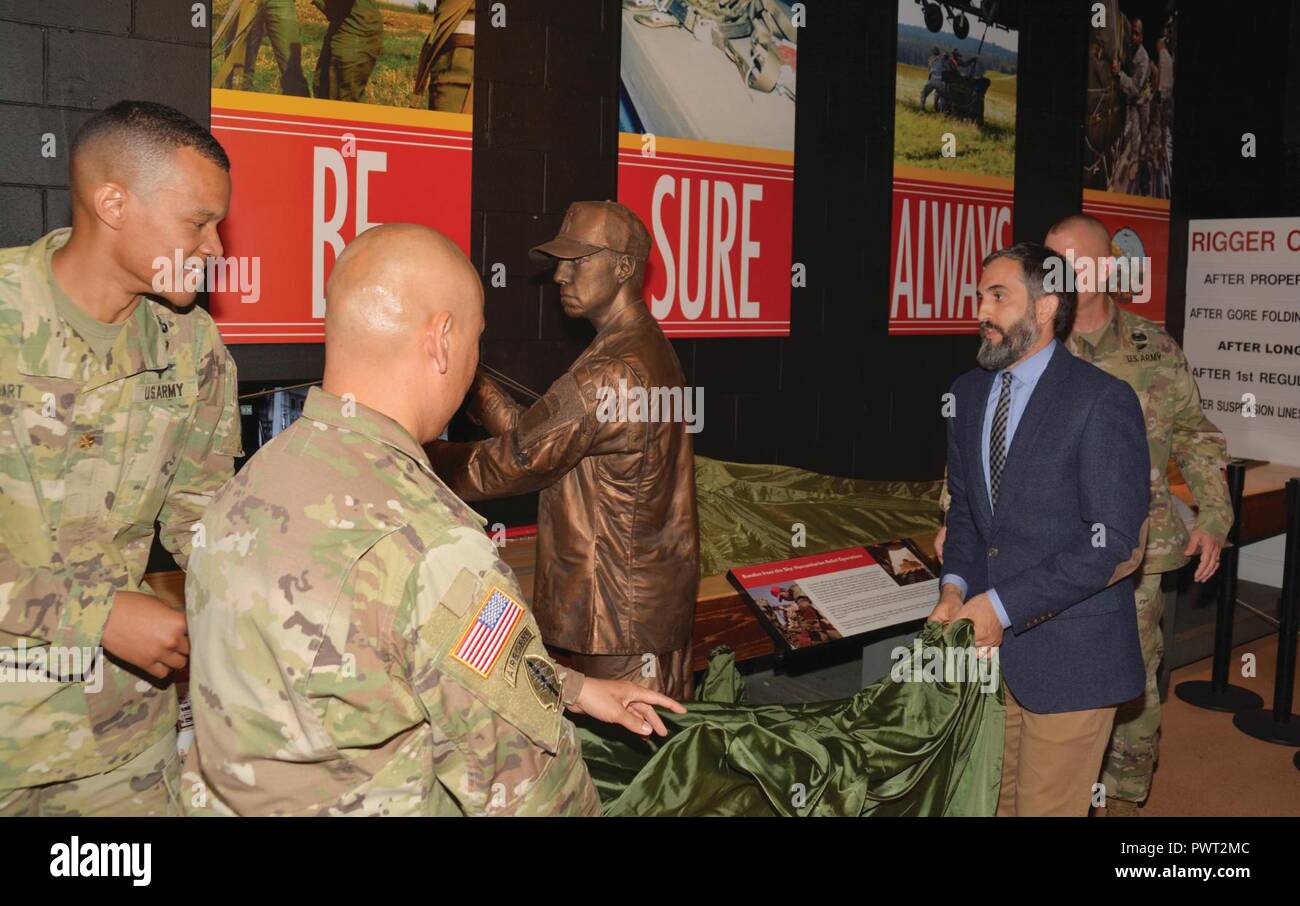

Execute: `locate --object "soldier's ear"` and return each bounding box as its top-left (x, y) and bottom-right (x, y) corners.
top-left (93, 182), bottom-right (128, 230)
top-left (427, 310), bottom-right (453, 375)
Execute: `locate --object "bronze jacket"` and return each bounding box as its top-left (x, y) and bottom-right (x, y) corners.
top-left (427, 301), bottom-right (699, 655)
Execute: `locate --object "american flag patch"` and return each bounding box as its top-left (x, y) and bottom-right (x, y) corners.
top-left (450, 586), bottom-right (524, 677)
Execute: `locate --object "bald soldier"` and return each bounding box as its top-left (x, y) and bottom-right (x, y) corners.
top-left (0, 101), bottom-right (242, 816)
top-left (1047, 213), bottom-right (1231, 815)
top-left (183, 224), bottom-right (683, 816)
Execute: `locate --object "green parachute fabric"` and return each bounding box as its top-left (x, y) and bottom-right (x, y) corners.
top-left (693, 457), bottom-right (944, 577)
top-left (576, 620), bottom-right (1004, 816)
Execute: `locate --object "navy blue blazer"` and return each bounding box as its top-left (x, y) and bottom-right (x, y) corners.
top-left (944, 342), bottom-right (1149, 714)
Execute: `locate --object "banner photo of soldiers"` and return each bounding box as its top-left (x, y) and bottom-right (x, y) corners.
top-left (1081, 0), bottom-right (1176, 323)
top-left (888, 0), bottom-right (1018, 336)
top-left (617, 0), bottom-right (797, 338)
top-left (208, 0), bottom-right (474, 343)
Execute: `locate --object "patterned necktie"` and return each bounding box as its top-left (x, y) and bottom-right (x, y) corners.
top-left (989, 371), bottom-right (1013, 509)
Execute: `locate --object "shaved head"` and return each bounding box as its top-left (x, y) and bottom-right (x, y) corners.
top-left (1045, 213), bottom-right (1116, 316)
top-left (1047, 213), bottom-right (1112, 259)
top-left (325, 224), bottom-right (480, 356)
top-left (322, 224), bottom-right (485, 444)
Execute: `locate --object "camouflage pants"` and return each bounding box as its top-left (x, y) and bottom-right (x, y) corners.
top-left (0, 729), bottom-right (180, 817)
top-left (1098, 568), bottom-right (1164, 804)
top-left (315, 28), bottom-right (382, 103)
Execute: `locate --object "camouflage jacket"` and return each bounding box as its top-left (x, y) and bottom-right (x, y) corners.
top-left (183, 387), bottom-right (601, 816)
top-left (0, 229), bottom-right (242, 788)
top-left (1065, 299), bottom-right (1232, 573)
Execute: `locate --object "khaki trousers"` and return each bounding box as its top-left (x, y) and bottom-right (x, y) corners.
top-left (997, 684), bottom-right (1116, 817)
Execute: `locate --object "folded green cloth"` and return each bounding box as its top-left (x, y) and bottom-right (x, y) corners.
top-left (694, 456), bottom-right (944, 577)
top-left (577, 620), bottom-right (1004, 816)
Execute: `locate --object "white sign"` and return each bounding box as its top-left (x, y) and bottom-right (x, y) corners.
top-left (1183, 217), bottom-right (1300, 466)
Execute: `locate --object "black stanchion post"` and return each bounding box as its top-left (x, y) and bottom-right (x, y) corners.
top-left (1175, 461), bottom-right (1265, 712)
top-left (1233, 478), bottom-right (1300, 746)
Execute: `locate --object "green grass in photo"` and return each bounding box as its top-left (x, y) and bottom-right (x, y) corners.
top-left (212, 0), bottom-right (434, 108)
top-left (893, 63), bottom-right (1016, 180)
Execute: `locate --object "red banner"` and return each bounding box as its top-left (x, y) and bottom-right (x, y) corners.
top-left (889, 168), bottom-right (1015, 334)
top-left (209, 91), bottom-right (471, 343)
top-left (618, 136), bottom-right (793, 338)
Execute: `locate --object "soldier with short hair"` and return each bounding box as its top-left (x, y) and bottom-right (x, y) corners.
top-left (183, 224), bottom-right (682, 816)
top-left (0, 101), bottom-right (243, 816)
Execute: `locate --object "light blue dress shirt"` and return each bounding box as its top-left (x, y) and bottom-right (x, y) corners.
top-left (942, 339), bottom-right (1058, 628)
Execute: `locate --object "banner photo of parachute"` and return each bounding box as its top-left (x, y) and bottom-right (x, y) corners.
top-left (618, 0), bottom-right (798, 338)
top-left (888, 0), bottom-right (1020, 336)
top-left (208, 0), bottom-right (474, 343)
top-left (1081, 0), bottom-right (1176, 323)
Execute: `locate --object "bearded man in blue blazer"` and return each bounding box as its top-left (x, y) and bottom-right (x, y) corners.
top-left (931, 241), bottom-right (1150, 817)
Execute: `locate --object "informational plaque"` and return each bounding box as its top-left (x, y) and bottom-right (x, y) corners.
top-left (1182, 217), bottom-right (1300, 467)
top-left (728, 540), bottom-right (939, 654)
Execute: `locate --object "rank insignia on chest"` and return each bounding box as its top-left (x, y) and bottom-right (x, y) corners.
top-left (1131, 330), bottom-right (1148, 350)
top-left (78, 433), bottom-right (96, 450)
top-left (450, 586), bottom-right (524, 678)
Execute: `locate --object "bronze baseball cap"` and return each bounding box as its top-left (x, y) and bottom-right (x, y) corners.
top-left (530, 200), bottom-right (652, 261)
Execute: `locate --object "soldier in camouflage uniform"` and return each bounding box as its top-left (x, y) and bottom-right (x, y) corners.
top-left (183, 224), bottom-right (682, 816)
top-left (1047, 214), bottom-right (1230, 814)
top-left (0, 102), bottom-right (242, 816)
top-left (313, 0), bottom-right (385, 103)
top-left (935, 214), bottom-right (1232, 814)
